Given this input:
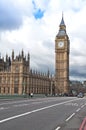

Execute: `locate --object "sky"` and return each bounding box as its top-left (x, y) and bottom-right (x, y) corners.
top-left (0, 0), bottom-right (86, 81)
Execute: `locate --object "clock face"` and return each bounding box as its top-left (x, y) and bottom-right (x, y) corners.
top-left (58, 41), bottom-right (64, 47)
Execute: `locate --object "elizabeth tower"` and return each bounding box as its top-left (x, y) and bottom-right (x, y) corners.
top-left (55, 15), bottom-right (70, 94)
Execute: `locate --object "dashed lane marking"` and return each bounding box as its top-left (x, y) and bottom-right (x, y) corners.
top-left (0, 107), bottom-right (9, 110)
top-left (76, 108), bottom-right (81, 112)
top-left (55, 126), bottom-right (61, 130)
top-left (0, 107), bottom-right (4, 110)
top-left (81, 105), bottom-right (84, 108)
top-left (66, 113), bottom-right (75, 122)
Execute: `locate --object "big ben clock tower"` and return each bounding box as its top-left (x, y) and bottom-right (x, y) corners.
top-left (55, 14), bottom-right (70, 95)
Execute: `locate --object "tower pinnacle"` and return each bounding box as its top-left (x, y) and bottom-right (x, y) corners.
top-left (56, 13), bottom-right (66, 37)
top-left (60, 12), bottom-right (65, 26)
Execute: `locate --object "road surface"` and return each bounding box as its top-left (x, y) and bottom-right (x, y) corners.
top-left (0, 97), bottom-right (86, 130)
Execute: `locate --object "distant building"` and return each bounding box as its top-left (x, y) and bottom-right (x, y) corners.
top-left (70, 80), bottom-right (86, 94)
top-left (83, 81), bottom-right (86, 87)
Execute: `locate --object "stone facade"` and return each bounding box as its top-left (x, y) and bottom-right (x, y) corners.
top-left (0, 50), bottom-right (52, 95)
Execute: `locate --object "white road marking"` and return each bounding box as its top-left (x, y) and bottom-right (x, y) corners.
top-left (81, 105), bottom-right (84, 108)
top-left (55, 126), bottom-right (61, 130)
top-left (0, 107), bottom-right (9, 110)
top-left (66, 113), bottom-right (75, 121)
top-left (65, 103), bottom-right (78, 106)
top-left (0, 100), bottom-right (28, 106)
top-left (73, 103), bottom-right (78, 106)
top-left (76, 108), bottom-right (81, 112)
top-left (0, 98), bottom-right (80, 124)
top-left (0, 107), bottom-right (4, 110)
top-left (0, 98), bottom-right (54, 106)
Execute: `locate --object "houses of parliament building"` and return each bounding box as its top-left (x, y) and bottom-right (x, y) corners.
top-left (0, 50), bottom-right (52, 95)
top-left (0, 15), bottom-right (70, 95)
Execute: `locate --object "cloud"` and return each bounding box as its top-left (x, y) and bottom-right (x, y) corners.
top-left (0, 0), bottom-right (21, 30)
top-left (70, 65), bottom-right (86, 81)
top-left (0, 0), bottom-right (86, 81)
top-left (0, 0), bottom-right (33, 30)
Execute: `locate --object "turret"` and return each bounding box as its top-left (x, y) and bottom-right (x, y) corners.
top-left (27, 52), bottom-right (30, 61)
top-left (21, 49), bottom-right (24, 58)
top-left (6, 54), bottom-right (8, 62)
top-left (0, 52), bottom-right (1, 59)
top-left (12, 50), bottom-right (14, 61)
top-left (47, 68), bottom-right (50, 77)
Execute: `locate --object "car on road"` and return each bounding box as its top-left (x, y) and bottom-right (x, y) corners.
top-left (77, 93), bottom-right (84, 98)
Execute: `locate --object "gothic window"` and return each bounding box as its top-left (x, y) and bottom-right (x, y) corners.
top-left (8, 87), bottom-right (10, 93)
top-left (3, 87), bottom-right (5, 93)
top-left (14, 85), bottom-right (18, 94)
top-left (7, 78), bottom-right (10, 84)
top-left (15, 66), bottom-right (19, 72)
top-left (0, 77), bottom-right (2, 83)
top-left (0, 87), bottom-right (1, 93)
top-left (14, 77), bottom-right (18, 84)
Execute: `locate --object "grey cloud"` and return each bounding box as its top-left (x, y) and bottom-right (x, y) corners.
top-left (38, 63), bottom-right (54, 75)
top-left (30, 46), bottom-right (55, 75)
top-left (42, 40), bottom-right (54, 49)
top-left (31, 62), bottom-right (55, 75)
top-left (70, 65), bottom-right (86, 80)
top-left (0, 0), bottom-right (23, 30)
top-left (71, 50), bottom-right (85, 57)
